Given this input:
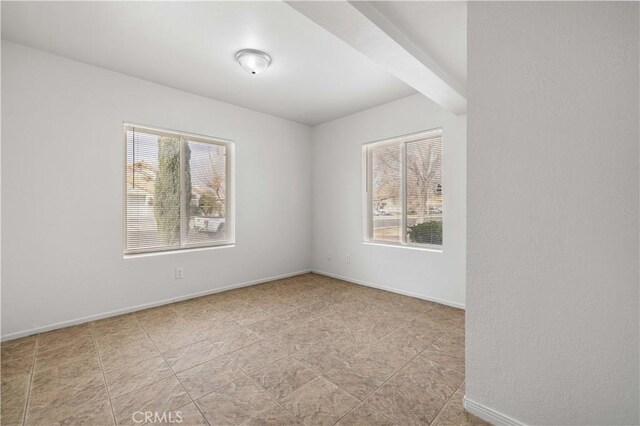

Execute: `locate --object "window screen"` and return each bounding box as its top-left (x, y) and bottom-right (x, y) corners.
top-left (125, 124), bottom-right (233, 255)
top-left (364, 129), bottom-right (442, 248)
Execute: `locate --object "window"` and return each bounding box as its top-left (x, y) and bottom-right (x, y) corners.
top-left (124, 123), bottom-right (233, 255)
top-left (363, 128), bottom-right (443, 249)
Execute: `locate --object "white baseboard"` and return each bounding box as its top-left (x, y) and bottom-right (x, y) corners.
top-left (1, 269), bottom-right (312, 342)
top-left (311, 269), bottom-right (465, 310)
top-left (464, 396), bottom-right (524, 426)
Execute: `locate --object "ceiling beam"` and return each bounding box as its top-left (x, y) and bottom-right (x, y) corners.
top-left (286, 1), bottom-right (467, 115)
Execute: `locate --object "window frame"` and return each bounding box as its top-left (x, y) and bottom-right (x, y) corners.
top-left (123, 122), bottom-right (234, 256)
top-left (362, 128), bottom-right (443, 251)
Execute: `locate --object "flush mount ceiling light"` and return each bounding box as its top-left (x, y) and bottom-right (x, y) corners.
top-left (235, 49), bottom-right (272, 75)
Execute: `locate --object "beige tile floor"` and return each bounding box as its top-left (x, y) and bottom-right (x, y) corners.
top-left (1, 273), bottom-right (487, 426)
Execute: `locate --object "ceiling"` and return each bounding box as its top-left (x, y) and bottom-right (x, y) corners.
top-left (1, 1), bottom-right (467, 125)
top-left (1, 1), bottom-right (415, 126)
top-left (370, 1), bottom-right (467, 91)
top-left (288, 1), bottom-right (467, 114)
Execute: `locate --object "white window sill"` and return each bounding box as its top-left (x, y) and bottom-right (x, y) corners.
top-left (362, 241), bottom-right (443, 253)
top-left (124, 243), bottom-right (235, 259)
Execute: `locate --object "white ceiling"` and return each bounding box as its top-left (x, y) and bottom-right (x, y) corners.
top-left (1, 1), bottom-right (416, 126)
top-left (288, 1), bottom-right (467, 114)
top-left (370, 1), bottom-right (467, 92)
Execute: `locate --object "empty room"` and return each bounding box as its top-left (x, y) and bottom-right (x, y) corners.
top-left (1, 1), bottom-right (638, 426)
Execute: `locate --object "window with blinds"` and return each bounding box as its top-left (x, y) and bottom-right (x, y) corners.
top-left (363, 128), bottom-right (443, 249)
top-left (124, 124), bottom-right (233, 255)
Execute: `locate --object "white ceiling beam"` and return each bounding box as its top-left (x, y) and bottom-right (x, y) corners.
top-left (286, 1), bottom-right (467, 115)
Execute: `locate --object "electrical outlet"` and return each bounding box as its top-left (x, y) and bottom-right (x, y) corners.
top-left (327, 250), bottom-right (333, 261)
top-left (175, 267), bottom-right (184, 279)
top-left (346, 255), bottom-right (351, 264)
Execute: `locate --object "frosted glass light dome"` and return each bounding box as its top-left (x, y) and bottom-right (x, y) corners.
top-left (235, 49), bottom-right (272, 75)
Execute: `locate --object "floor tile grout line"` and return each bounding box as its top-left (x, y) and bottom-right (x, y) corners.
top-left (155, 333), bottom-right (279, 377)
top-left (314, 372), bottom-right (374, 426)
top-left (146, 326), bottom-right (214, 425)
top-left (20, 336), bottom-right (39, 426)
top-left (135, 307), bottom-right (289, 426)
top-left (230, 282), bottom-right (455, 424)
top-left (161, 399), bottom-right (210, 426)
top-left (320, 343), bottom-right (409, 425)
top-left (89, 322), bottom-right (118, 426)
top-left (348, 324), bottom-right (403, 359)
top-left (12, 276), bottom-right (464, 426)
top-left (223, 354), bottom-right (303, 423)
top-left (176, 297), bottom-right (304, 339)
top-left (176, 355), bottom-right (295, 423)
top-left (190, 398), bottom-right (212, 425)
top-left (331, 400), bottom-right (397, 426)
top-left (104, 351), bottom-right (224, 402)
top-left (429, 379), bottom-right (466, 426)
top-left (176, 354), bottom-right (239, 401)
top-left (355, 321), bottom-right (464, 422)
top-left (132, 314), bottom-right (207, 424)
top-left (125, 328), bottom-right (461, 426)
top-left (183, 320), bottom-right (307, 416)
top-left (249, 299), bottom-right (388, 424)
top-left (421, 324), bottom-right (465, 374)
top-left (282, 284), bottom-right (449, 414)
top-left (232, 347), bottom-right (289, 378)
top-left (317, 313), bottom-right (461, 409)
top-left (173, 372), bottom-right (211, 426)
top-left (168, 350), bottom-right (225, 376)
top-left (138, 312), bottom-right (208, 346)
top-left (280, 283), bottom-right (407, 425)
top-left (406, 331), bottom-right (466, 417)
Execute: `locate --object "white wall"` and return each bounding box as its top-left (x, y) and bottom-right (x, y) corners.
top-left (466, 2), bottom-right (639, 425)
top-left (1, 41), bottom-right (312, 339)
top-left (311, 94), bottom-right (467, 307)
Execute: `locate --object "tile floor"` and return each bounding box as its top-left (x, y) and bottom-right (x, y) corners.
top-left (1, 273), bottom-right (487, 426)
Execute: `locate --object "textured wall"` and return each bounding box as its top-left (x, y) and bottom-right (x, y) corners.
top-left (311, 94), bottom-right (467, 307)
top-left (2, 41), bottom-right (312, 339)
top-left (466, 2), bottom-right (639, 424)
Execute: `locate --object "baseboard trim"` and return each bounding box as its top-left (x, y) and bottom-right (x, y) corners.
top-left (1, 269), bottom-right (312, 342)
top-left (463, 396), bottom-right (525, 426)
top-left (311, 269), bottom-right (465, 309)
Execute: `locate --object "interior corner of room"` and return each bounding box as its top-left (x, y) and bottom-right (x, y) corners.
top-left (1, 2), bottom-right (638, 426)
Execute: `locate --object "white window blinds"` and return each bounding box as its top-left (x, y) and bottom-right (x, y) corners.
top-left (364, 128), bottom-right (443, 248)
top-left (125, 124), bottom-right (233, 255)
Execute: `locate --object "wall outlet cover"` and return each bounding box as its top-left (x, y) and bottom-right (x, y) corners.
top-left (175, 267), bottom-right (184, 279)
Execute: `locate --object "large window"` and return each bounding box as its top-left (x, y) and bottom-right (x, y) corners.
top-left (124, 124), bottom-right (233, 255)
top-left (363, 128), bottom-right (443, 249)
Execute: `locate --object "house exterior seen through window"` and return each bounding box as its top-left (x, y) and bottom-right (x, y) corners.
top-left (124, 123), bottom-right (234, 255)
top-left (363, 128), bottom-right (443, 249)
